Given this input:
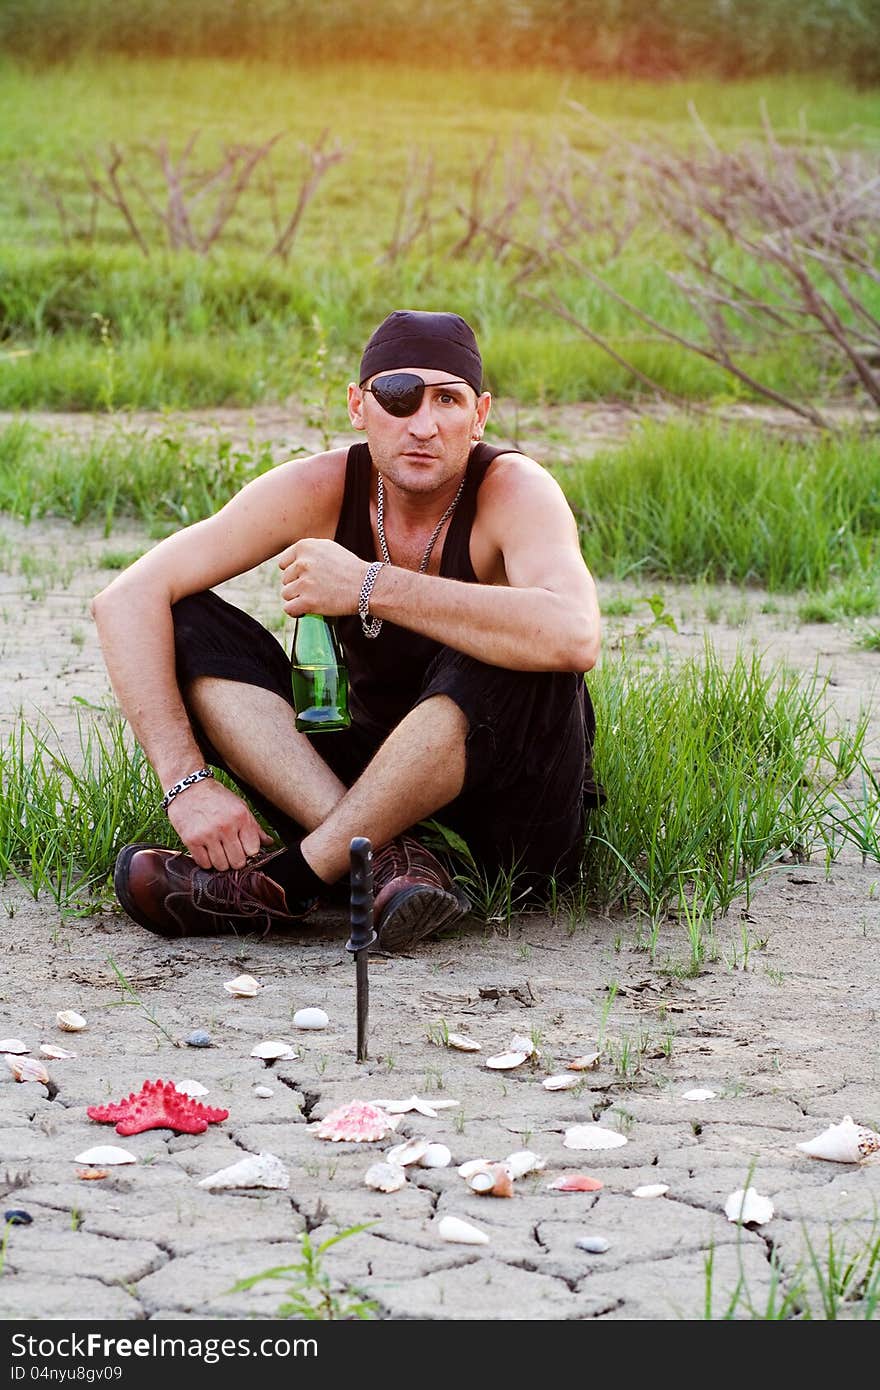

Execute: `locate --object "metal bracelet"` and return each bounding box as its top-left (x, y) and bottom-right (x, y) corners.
top-left (161, 766), bottom-right (215, 812)
top-left (358, 560), bottom-right (387, 639)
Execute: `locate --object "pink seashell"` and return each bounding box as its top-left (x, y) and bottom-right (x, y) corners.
top-left (547, 1173), bottom-right (604, 1192)
top-left (5, 1054), bottom-right (49, 1085)
top-left (313, 1101), bottom-right (395, 1142)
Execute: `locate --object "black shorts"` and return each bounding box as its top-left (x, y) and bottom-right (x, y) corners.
top-left (172, 590), bottom-right (598, 888)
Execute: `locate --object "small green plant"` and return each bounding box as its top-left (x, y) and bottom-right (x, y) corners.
top-left (91, 313), bottom-right (117, 413)
top-left (0, 1219), bottom-right (13, 1276)
top-left (597, 981), bottom-right (618, 1052)
top-left (70, 1207), bottom-right (83, 1232)
top-left (425, 1017), bottom-right (450, 1047)
top-left (232, 1225), bottom-right (378, 1320)
top-left (626, 593), bottom-right (679, 647)
top-left (106, 956), bottom-right (177, 1045)
top-left (702, 1214), bottom-right (880, 1319)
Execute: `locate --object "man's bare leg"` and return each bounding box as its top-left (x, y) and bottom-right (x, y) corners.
top-left (301, 695), bottom-right (467, 881)
top-left (187, 676), bottom-right (467, 880)
top-left (186, 677), bottom-right (346, 831)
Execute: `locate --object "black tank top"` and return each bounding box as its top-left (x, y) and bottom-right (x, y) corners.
top-left (334, 441), bottom-right (511, 737)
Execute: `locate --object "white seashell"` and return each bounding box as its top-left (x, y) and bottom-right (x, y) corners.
top-left (632, 1184), bottom-right (669, 1199)
top-left (253, 1085), bottom-right (274, 1099)
top-left (364, 1162), bottom-right (407, 1193)
top-left (293, 1008), bottom-right (329, 1030)
top-left (75, 1145), bottom-right (136, 1166)
top-left (486, 1051), bottom-right (529, 1071)
top-left (797, 1115), bottom-right (880, 1164)
top-left (175, 1079), bottom-right (209, 1098)
top-left (504, 1150), bottom-right (546, 1178)
top-left (5, 1054), bottom-right (49, 1084)
top-left (681, 1088), bottom-right (717, 1101)
top-left (56, 1011), bottom-right (86, 1032)
top-left (447, 1033), bottom-right (481, 1052)
top-left (419, 1144), bottom-right (452, 1168)
top-left (39, 1044), bottom-right (76, 1060)
top-left (370, 1094), bottom-right (457, 1118)
top-left (724, 1187), bottom-right (774, 1225)
top-left (543, 1074), bottom-right (580, 1091)
top-left (386, 1138), bottom-right (430, 1167)
top-left (250, 1039), bottom-right (298, 1061)
top-left (223, 974), bottom-right (262, 997)
top-left (564, 1125), bottom-right (628, 1151)
top-left (567, 1052), bottom-right (601, 1071)
top-left (457, 1158), bottom-right (493, 1179)
top-left (509, 1033), bottom-right (539, 1058)
top-left (198, 1152), bottom-right (289, 1191)
top-left (0, 1039), bottom-right (28, 1054)
top-left (437, 1215), bottom-right (490, 1245)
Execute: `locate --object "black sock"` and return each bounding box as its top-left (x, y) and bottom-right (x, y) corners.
top-left (262, 843), bottom-right (328, 902)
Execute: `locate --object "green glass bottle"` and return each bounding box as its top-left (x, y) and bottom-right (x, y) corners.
top-left (290, 614), bottom-right (350, 733)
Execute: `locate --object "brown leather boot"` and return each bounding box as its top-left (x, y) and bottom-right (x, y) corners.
top-left (113, 843), bottom-right (316, 938)
top-left (372, 835), bottom-right (471, 953)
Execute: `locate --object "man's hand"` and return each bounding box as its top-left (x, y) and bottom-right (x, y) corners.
top-left (279, 539), bottom-right (368, 619)
top-left (166, 780), bottom-right (274, 871)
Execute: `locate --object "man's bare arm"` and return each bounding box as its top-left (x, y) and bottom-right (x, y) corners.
top-left (281, 458), bottom-right (600, 672)
top-left (90, 450), bottom-right (345, 867)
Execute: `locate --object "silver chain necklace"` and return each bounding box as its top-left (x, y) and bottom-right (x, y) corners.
top-left (376, 472), bottom-right (467, 574)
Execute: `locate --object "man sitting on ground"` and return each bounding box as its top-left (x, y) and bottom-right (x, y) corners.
top-left (92, 309), bottom-right (601, 951)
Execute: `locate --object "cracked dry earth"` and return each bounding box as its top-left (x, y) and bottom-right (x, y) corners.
top-left (1, 408), bottom-right (880, 1321)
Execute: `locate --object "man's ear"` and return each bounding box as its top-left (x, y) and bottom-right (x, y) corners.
top-left (474, 390), bottom-right (492, 436)
top-left (348, 382), bottom-right (366, 431)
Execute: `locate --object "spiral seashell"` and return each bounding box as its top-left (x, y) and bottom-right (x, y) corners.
top-left (437, 1215), bottom-right (490, 1245)
top-left (199, 1152), bottom-right (288, 1190)
top-left (797, 1115), bottom-right (880, 1164)
top-left (467, 1163), bottom-right (514, 1197)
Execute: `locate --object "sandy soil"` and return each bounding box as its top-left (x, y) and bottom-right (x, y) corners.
top-left (1, 407), bottom-right (879, 1322)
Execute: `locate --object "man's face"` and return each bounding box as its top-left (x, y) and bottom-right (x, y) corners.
top-left (348, 366), bottom-right (491, 496)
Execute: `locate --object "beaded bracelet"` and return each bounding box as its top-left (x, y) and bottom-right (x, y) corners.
top-left (358, 560), bottom-right (388, 639)
top-left (161, 766), bottom-right (215, 812)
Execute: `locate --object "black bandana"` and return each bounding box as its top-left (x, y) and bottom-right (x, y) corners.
top-left (359, 310), bottom-right (483, 396)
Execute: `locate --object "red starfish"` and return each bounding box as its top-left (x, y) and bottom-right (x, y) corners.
top-left (87, 1079), bottom-right (229, 1136)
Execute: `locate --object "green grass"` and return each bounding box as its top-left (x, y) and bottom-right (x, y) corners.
top-left (0, 56), bottom-right (877, 409)
top-left (798, 578), bottom-right (880, 623)
top-left (582, 641), bottom-right (873, 917)
top-left (567, 421), bottom-right (880, 591)
top-left (703, 1216), bottom-right (880, 1319)
top-left (4, 420), bottom-right (879, 599)
top-left (3, 644), bottom-right (875, 919)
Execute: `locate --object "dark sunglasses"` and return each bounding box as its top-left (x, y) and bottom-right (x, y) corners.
top-left (363, 372), bottom-right (470, 417)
